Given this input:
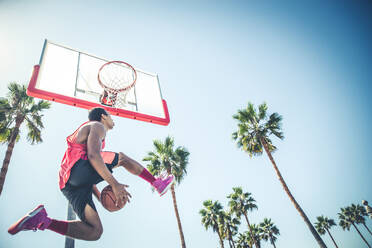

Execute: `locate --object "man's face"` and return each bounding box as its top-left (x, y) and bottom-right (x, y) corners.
top-left (102, 113), bottom-right (115, 130)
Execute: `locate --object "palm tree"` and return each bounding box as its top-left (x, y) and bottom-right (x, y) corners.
top-left (200, 200), bottom-right (226, 248)
top-left (338, 206), bottom-right (371, 248)
top-left (232, 102), bottom-right (327, 248)
top-left (314, 216), bottom-right (339, 248)
top-left (259, 218), bottom-right (280, 248)
top-left (236, 233), bottom-right (250, 248)
top-left (353, 204), bottom-right (372, 236)
top-left (220, 211), bottom-right (241, 248)
top-left (143, 136), bottom-right (189, 248)
top-left (0, 82), bottom-right (50, 195)
top-left (227, 187), bottom-right (259, 248)
top-left (246, 224), bottom-right (262, 248)
top-left (362, 200), bottom-right (372, 219)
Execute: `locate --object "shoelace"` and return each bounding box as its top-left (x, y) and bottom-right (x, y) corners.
top-left (30, 221), bottom-right (46, 232)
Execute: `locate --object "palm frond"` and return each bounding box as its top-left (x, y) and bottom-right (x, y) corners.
top-left (144, 136), bottom-right (190, 189)
top-left (232, 102), bottom-right (284, 160)
top-left (0, 127), bottom-right (21, 144)
top-left (258, 102), bottom-right (267, 121)
top-left (265, 112), bottom-right (284, 139)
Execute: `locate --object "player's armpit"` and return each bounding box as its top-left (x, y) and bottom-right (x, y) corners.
top-left (87, 123), bottom-right (119, 187)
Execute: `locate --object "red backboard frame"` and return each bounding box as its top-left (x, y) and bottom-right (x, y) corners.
top-left (27, 65), bottom-right (170, 126)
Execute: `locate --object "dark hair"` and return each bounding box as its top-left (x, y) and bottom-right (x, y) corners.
top-left (88, 107), bottom-right (108, 121)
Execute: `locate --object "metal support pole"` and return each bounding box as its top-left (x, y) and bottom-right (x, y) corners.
top-left (64, 203), bottom-right (76, 248)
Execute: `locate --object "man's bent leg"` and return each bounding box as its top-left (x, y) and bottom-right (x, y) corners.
top-left (8, 204), bottom-right (101, 241)
top-left (65, 204), bottom-right (103, 241)
top-left (116, 152), bottom-right (144, 175)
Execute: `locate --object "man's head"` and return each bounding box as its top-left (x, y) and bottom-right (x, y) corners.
top-left (88, 107), bottom-right (115, 130)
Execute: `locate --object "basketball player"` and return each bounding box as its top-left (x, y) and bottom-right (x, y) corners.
top-left (8, 107), bottom-right (174, 240)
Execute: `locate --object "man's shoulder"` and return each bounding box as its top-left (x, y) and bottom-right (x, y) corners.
top-left (88, 121), bottom-right (104, 128)
top-left (87, 121), bottom-right (105, 135)
top-left (78, 121), bottom-right (104, 135)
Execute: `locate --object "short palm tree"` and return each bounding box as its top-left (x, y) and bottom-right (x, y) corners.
top-left (236, 232), bottom-right (250, 248)
top-left (143, 136), bottom-right (189, 248)
top-left (259, 218), bottom-right (280, 248)
top-left (362, 200), bottom-right (372, 219)
top-left (200, 200), bottom-right (225, 248)
top-left (232, 102), bottom-right (327, 248)
top-left (246, 224), bottom-right (262, 248)
top-left (353, 204), bottom-right (372, 236)
top-left (220, 211), bottom-right (241, 248)
top-left (315, 216), bottom-right (339, 248)
top-left (338, 206), bottom-right (371, 248)
top-left (0, 82), bottom-right (50, 195)
top-left (227, 187), bottom-right (259, 248)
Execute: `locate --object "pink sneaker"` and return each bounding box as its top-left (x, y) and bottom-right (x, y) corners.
top-left (8, 205), bottom-right (52, 235)
top-left (152, 175), bottom-right (174, 196)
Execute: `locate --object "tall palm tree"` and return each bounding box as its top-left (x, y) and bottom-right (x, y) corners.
top-left (0, 82), bottom-right (50, 195)
top-left (220, 211), bottom-right (241, 248)
top-left (227, 187), bottom-right (259, 248)
top-left (200, 200), bottom-right (225, 248)
top-left (232, 102), bottom-right (327, 248)
top-left (259, 218), bottom-right (280, 248)
top-left (314, 216), bottom-right (339, 248)
top-left (338, 206), bottom-right (371, 248)
top-left (143, 136), bottom-right (189, 248)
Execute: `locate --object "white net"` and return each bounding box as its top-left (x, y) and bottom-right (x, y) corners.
top-left (98, 61), bottom-right (137, 108)
top-left (101, 90), bottom-right (130, 108)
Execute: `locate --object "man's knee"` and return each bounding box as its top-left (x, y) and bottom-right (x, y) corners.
top-left (90, 226), bottom-right (103, 241)
top-left (118, 152), bottom-right (134, 168)
top-left (118, 152), bottom-right (129, 164)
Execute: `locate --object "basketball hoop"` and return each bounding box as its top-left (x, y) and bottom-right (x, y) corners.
top-left (98, 61), bottom-right (137, 108)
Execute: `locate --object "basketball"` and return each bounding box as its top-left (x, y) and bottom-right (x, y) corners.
top-left (100, 185), bottom-right (126, 212)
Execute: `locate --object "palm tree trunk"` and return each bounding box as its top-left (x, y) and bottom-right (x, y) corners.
top-left (269, 234), bottom-right (277, 248)
top-left (260, 138), bottom-right (327, 248)
top-left (352, 223), bottom-right (371, 248)
top-left (243, 213), bottom-right (259, 248)
top-left (231, 238), bottom-right (236, 248)
top-left (228, 228), bottom-right (236, 248)
top-left (362, 223), bottom-right (372, 236)
top-left (170, 184), bottom-right (186, 248)
top-left (217, 230), bottom-right (225, 248)
top-left (228, 239), bottom-right (233, 248)
top-left (0, 115), bottom-right (24, 196)
top-left (325, 228), bottom-right (339, 248)
top-left (230, 238), bottom-right (236, 248)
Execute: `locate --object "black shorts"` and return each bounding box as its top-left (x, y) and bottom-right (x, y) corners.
top-left (61, 152), bottom-right (119, 222)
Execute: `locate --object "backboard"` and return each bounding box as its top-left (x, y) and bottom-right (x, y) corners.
top-left (27, 40), bottom-right (170, 125)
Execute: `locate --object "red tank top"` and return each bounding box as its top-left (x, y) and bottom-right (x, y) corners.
top-left (59, 121), bottom-right (105, 189)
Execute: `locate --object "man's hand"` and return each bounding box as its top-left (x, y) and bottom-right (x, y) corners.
top-left (112, 183), bottom-right (132, 208)
top-left (92, 184), bottom-right (101, 202)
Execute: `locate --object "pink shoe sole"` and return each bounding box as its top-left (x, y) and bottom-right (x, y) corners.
top-left (8, 205), bottom-right (45, 235)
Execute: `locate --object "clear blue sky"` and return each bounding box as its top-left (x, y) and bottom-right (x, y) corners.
top-left (1, 1), bottom-right (371, 247)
